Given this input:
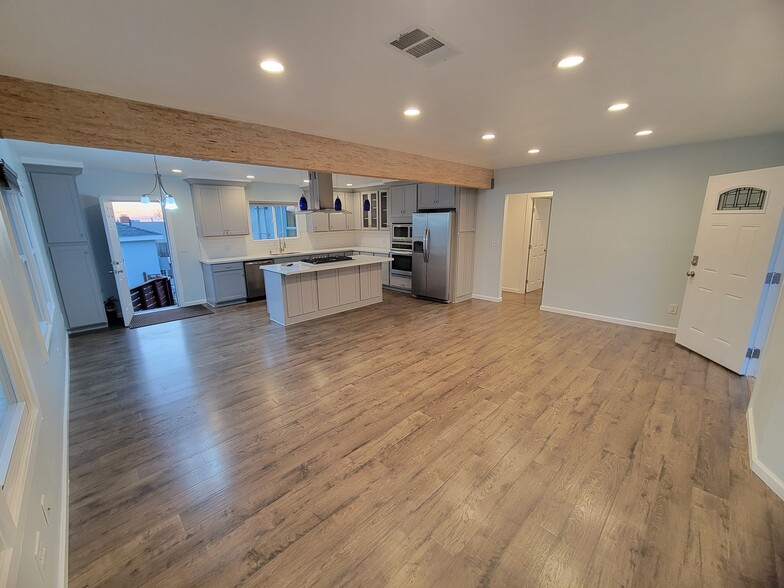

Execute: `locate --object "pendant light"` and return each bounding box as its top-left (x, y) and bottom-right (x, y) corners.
top-left (140, 155), bottom-right (178, 210)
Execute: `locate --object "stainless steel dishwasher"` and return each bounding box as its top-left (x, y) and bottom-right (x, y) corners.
top-left (244, 259), bottom-right (275, 300)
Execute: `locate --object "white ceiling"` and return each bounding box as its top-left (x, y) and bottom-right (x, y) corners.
top-left (1, 0), bottom-right (783, 170)
top-left (7, 140), bottom-right (388, 188)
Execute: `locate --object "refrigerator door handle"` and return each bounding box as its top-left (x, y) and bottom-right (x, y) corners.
top-left (423, 226), bottom-right (430, 263)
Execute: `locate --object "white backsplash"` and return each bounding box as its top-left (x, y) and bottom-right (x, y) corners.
top-left (199, 229), bottom-right (391, 260)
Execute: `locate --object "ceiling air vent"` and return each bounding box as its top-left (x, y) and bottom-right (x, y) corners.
top-left (386, 26), bottom-right (461, 66)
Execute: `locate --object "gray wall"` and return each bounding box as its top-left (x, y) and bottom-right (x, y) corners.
top-left (474, 132), bottom-right (784, 329)
top-left (0, 140), bottom-right (70, 586)
top-left (76, 169), bottom-right (207, 305)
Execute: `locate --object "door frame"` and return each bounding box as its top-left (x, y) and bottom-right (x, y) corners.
top-left (745, 210), bottom-right (784, 376)
top-left (99, 195), bottom-right (182, 313)
top-left (525, 196), bottom-right (552, 293)
top-left (499, 191), bottom-right (553, 297)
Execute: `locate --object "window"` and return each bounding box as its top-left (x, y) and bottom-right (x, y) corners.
top-left (0, 353), bottom-right (23, 489)
top-left (1, 188), bottom-right (55, 348)
top-left (717, 187), bottom-right (767, 211)
top-left (249, 203), bottom-right (298, 240)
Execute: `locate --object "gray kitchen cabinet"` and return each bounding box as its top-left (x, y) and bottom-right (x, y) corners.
top-left (317, 269), bottom-right (340, 309)
top-left (390, 184), bottom-right (417, 223)
top-left (338, 267), bottom-right (360, 304)
top-left (284, 273), bottom-right (318, 317)
top-left (187, 180), bottom-right (250, 237)
top-left (374, 253), bottom-right (391, 286)
top-left (417, 183), bottom-right (457, 210)
top-left (303, 212), bottom-right (330, 232)
top-left (201, 262), bottom-right (246, 306)
top-left (49, 243), bottom-right (106, 329)
top-left (28, 171), bottom-right (87, 243)
top-left (25, 164), bottom-right (107, 331)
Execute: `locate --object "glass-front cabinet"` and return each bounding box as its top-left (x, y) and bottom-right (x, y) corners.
top-left (361, 189), bottom-right (389, 230)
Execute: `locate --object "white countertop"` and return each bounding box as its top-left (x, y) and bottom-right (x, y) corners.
top-left (262, 254), bottom-right (392, 275)
top-left (200, 247), bottom-right (390, 264)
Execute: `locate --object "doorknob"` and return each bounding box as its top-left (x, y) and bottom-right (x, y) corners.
top-left (686, 271), bottom-right (696, 277)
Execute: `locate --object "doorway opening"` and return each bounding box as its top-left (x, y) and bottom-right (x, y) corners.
top-left (500, 192), bottom-right (553, 303)
top-left (103, 199), bottom-right (179, 326)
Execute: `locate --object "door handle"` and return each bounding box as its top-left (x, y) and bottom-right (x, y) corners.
top-left (423, 227), bottom-right (430, 263)
top-left (686, 271), bottom-right (695, 277)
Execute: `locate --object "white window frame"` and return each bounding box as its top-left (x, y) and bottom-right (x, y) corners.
top-left (249, 202), bottom-right (299, 241)
top-left (0, 258), bottom-right (41, 584)
top-left (1, 187), bottom-right (56, 351)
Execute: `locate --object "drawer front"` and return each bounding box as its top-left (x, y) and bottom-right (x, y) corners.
top-left (212, 262), bottom-right (244, 272)
top-left (389, 274), bottom-right (411, 290)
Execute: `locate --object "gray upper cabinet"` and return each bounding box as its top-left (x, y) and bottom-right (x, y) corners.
top-left (25, 164), bottom-right (107, 331)
top-left (29, 170), bottom-right (87, 243)
top-left (390, 184), bottom-right (417, 223)
top-left (436, 184), bottom-right (457, 209)
top-left (417, 183), bottom-right (457, 210)
top-left (187, 180), bottom-right (249, 237)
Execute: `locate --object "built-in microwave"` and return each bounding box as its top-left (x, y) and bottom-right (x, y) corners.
top-left (391, 223), bottom-right (413, 241)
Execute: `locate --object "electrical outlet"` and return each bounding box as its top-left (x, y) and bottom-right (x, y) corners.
top-left (668, 304), bottom-right (679, 315)
top-left (490, 239), bottom-right (500, 247)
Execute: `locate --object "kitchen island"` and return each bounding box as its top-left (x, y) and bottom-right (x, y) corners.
top-left (262, 255), bottom-right (392, 325)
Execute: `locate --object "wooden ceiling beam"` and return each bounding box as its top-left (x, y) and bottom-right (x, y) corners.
top-left (0, 75), bottom-right (493, 189)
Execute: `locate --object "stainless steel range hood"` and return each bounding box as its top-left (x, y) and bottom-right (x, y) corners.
top-left (308, 171), bottom-right (335, 211)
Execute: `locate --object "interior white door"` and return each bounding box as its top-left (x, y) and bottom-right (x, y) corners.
top-left (676, 166), bottom-right (784, 374)
top-left (526, 198), bottom-right (551, 292)
top-left (100, 201), bottom-right (134, 327)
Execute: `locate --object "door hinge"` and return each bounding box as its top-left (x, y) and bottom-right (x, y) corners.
top-left (746, 347), bottom-right (761, 359)
top-left (765, 272), bottom-right (781, 285)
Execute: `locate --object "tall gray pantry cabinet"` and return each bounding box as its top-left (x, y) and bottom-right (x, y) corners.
top-left (25, 164), bottom-right (106, 331)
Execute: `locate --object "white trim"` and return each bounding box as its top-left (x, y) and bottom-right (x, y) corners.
top-left (56, 340), bottom-right (69, 588)
top-left (539, 305), bottom-right (677, 334)
top-left (501, 287), bottom-right (524, 294)
top-left (747, 407), bottom-right (784, 501)
top-left (472, 294), bottom-right (502, 303)
top-left (181, 299), bottom-right (208, 307)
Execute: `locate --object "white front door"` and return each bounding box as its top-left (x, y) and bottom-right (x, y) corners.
top-left (676, 166), bottom-right (784, 374)
top-left (100, 201), bottom-right (134, 327)
top-left (526, 198), bottom-right (551, 292)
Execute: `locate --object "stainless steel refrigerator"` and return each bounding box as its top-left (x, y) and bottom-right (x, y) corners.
top-left (412, 211), bottom-right (454, 302)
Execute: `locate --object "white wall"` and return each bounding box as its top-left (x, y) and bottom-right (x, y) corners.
top-left (0, 140), bottom-right (70, 586)
top-left (474, 132), bottom-right (784, 329)
top-left (748, 286), bottom-right (784, 500)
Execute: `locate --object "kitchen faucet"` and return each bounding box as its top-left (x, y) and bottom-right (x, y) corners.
top-left (271, 237), bottom-right (286, 255)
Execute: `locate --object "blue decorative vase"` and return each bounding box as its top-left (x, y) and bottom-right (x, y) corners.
top-left (299, 195), bottom-right (308, 211)
top-left (363, 197), bottom-right (371, 212)
top-left (334, 195), bottom-right (342, 211)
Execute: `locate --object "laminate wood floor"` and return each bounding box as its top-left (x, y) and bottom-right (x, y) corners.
top-left (68, 290), bottom-right (784, 587)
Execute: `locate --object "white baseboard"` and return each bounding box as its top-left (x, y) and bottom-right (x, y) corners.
top-left (57, 338), bottom-right (70, 588)
top-left (747, 407), bottom-right (784, 501)
top-left (539, 305), bottom-right (677, 334)
top-left (501, 287), bottom-right (524, 294)
top-left (472, 294), bottom-right (502, 303)
top-left (182, 299), bottom-right (208, 307)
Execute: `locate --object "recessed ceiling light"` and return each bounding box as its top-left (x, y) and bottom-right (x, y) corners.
top-left (346, 183), bottom-right (353, 187)
top-left (557, 55), bottom-right (584, 69)
top-left (171, 169), bottom-right (182, 173)
top-left (636, 129), bottom-right (653, 136)
top-left (528, 148), bottom-right (541, 154)
top-left (404, 107), bottom-right (421, 117)
top-left (608, 103), bottom-right (629, 112)
top-left (246, 175), bottom-right (255, 179)
top-left (482, 133), bottom-right (496, 140)
top-left (260, 60), bottom-right (285, 73)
